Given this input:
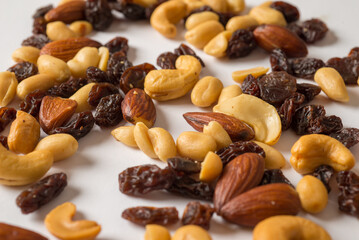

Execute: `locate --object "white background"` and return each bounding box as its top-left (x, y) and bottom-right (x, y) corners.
top-left (0, 0), bottom-right (358, 239)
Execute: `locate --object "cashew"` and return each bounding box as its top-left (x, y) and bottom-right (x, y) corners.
top-left (191, 76), bottom-right (223, 107)
top-left (217, 84), bottom-right (242, 105)
top-left (203, 121), bottom-right (232, 150)
top-left (144, 55), bottom-right (202, 101)
top-left (69, 83), bottom-right (96, 112)
top-left (172, 225), bottom-right (212, 240)
top-left (0, 144), bottom-right (53, 186)
top-left (111, 126), bottom-right (137, 148)
top-left (34, 134), bottom-right (78, 162)
top-left (69, 21), bottom-right (93, 37)
top-left (185, 11), bottom-right (219, 30)
top-left (45, 202), bottom-right (101, 240)
top-left (17, 74), bottom-right (57, 100)
top-left (37, 55), bottom-right (71, 84)
top-left (199, 151), bottom-right (223, 182)
top-left (98, 47), bottom-right (110, 71)
top-left (203, 31), bottom-right (233, 58)
top-left (0, 71), bottom-right (17, 107)
top-left (314, 67), bottom-right (349, 102)
top-left (150, 0), bottom-right (187, 38)
top-left (67, 47), bottom-right (100, 78)
top-left (232, 66), bottom-right (269, 83)
top-left (181, 0), bottom-right (205, 14)
top-left (185, 20), bottom-right (224, 49)
top-left (290, 134), bottom-right (355, 174)
top-left (226, 0), bottom-right (245, 13)
top-left (201, 0), bottom-right (227, 12)
top-left (253, 215), bottom-right (331, 240)
top-left (249, 6), bottom-right (287, 26)
top-left (253, 141), bottom-right (286, 169)
top-left (46, 21), bottom-right (78, 41)
top-left (144, 224), bottom-right (171, 240)
top-left (12, 46), bottom-right (40, 65)
top-left (133, 122), bottom-right (157, 159)
top-left (148, 127), bottom-right (177, 162)
top-left (226, 15), bottom-right (258, 32)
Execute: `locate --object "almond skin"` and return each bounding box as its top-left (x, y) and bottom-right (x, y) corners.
top-left (0, 222), bottom-right (48, 240)
top-left (253, 24), bottom-right (308, 57)
top-left (183, 112), bottom-right (255, 141)
top-left (214, 153), bottom-right (265, 212)
top-left (220, 183), bottom-right (301, 227)
top-left (45, 0), bottom-right (86, 24)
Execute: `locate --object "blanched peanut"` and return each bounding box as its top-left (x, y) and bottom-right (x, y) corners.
top-left (148, 127), bottom-right (177, 162)
top-left (314, 67), bottom-right (349, 102)
top-left (232, 66), bottom-right (269, 83)
top-left (111, 126), bottom-right (137, 148)
top-left (296, 175), bottom-right (328, 214)
top-left (203, 121), bottom-right (232, 150)
top-left (37, 55), bottom-right (71, 84)
top-left (17, 74), bottom-right (56, 100)
top-left (134, 122), bottom-right (157, 159)
top-left (185, 11), bottom-right (219, 30)
top-left (12, 46), bottom-right (40, 65)
top-left (226, 0), bottom-right (245, 13)
top-left (200, 151), bottom-right (223, 182)
top-left (0, 71), bottom-right (17, 107)
top-left (185, 20), bottom-right (224, 49)
top-left (191, 76), bottom-right (223, 107)
top-left (176, 131), bottom-right (217, 161)
top-left (204, 31), bottom-right (233, 58)
top-left (202, 0), bottom-right (227, 12)
top-left (67, 47), bottom-right (100, 78)
top-left (144, 224), bottom-right (171, 240)
top-left (69, 83), bottom-right (96, 112)
top-left (217, 84), bottom-right (242, 105)
top-left (254, 141), bottom-right (286, 169)
top-left (172, 225), bottom-right (212, 240)
top-left (98, 47), bottom-right (110, 71)
top-left (69, 21), bottom-right (93, 37)
top-left (226, 15), bottom-right (259, 32)
top-left (249, 6), bottom-right (287, 26)
top-left (46, 21), bottom-right (77, 41)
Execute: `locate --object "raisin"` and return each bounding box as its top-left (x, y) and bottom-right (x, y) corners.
top-left (49, 111), bottom-right (95, 140)
top-left (270, 1), bottom-right (300, 23)
top-left (88, 83), bottom-right (119, 107)
top-left (16, 173), bottom-right (67, 214)
top-left (85, 0), bottom-right (113, 30)
top-left (104, 36), bottom-right (129, 55)
top-left (122, 206), bottom-right (178, 225)
top-left (216, 141), bottom-right (265, 165)
top-left (7, 62), bottom-right (38, 82)
top-left (258, 71), bottom-right (297, 105)
top-left (86, 66), bottom-right (111, 83)
top-left (0, 135), bottom-right (8, 149)
top-left (226, 29), bottom-right (256, 59)
top-left (107, 54), bottom-right (133, 85)
top-left (174, 43), bottom-right (205, 67)
top-left (337, 171), bottom-right (359, 218)
top-left (296, 83), bottom-right (321, 102)
top-left (94, 94), bottom-right (123, 127)
top-left (19, 89), bottom-right (47, 119)
top-left (277, 92), bottom-right (305, 130)
top-left (32, 4), bottom-right (53, 18)
top-left (119, 3), bottom-right (146, 20)
top-left (120, 63), bottom-right (156, 93)
top-left (0, 107), bottom-right (17, 132)
top-left (330, 128), bottom-right (359, 148)
top-left (348, 47), bottom-right (359, 58)
top-left (167, 157), bottom-right (201, 179)
top-left (326, 56), bottom-right (359, 85)
top-left (300, 18), bottom-right (328, 44)
top-left (167, 176), bottom-right (214, 201)
top-left (182, 201), bottom-right (214, 230)
top-left (270, 48), bottom-right (292, 74)
top-left (47, 77), bottom-right (88, 98)
top-left (312, 165), bottom-right (334, 193)
top-left (241, 74), bottom-right (261, 97)
top-left (118, 164), bottom-right (175, 195)
top-left (289, 57), bottom-right (325, 79)
top-left (287, 22), bottom-right (303, 37)
top-left (32, 17), bottom-right (47, 35)
top-left (260, 169), bottom-right (294, 188)
top-left (157, 52), bottom-right (178, 69)
top-left (21, 34), bottom-right (50, 49)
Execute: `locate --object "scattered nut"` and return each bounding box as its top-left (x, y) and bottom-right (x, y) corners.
top-left (45, 0), bottom-right (86, 24)
top-left (69, 20), bottom-right (93, 37)
top-left (98, 46), bottom-right (110, 71)
top-left (17, 74), bottom-right (56, 100)
top-left (191, 76), bottom-right (223, 107)
top-left (144, 224), bottom-right (171, 240)
top-left (226, 0), bottom-right (245, 13)
top-left (148, 127), bottom-right (177, 162)
top-left (249, 5), bottom-right (287, 26)
top-left (134, 122), bottom-right (157, 159)
top-left (12, 46), bottom-right (40, 65)
top-left (199, 151), bottom-right (223, 182)
top-left (172, 225), bottom-right (212, 240)
top-left (185, 11), bottom-right (219, 30)
top-left (202, 0), bottom-right (227, 12)
top-left (67, 47), bottom-right (100, 78)
top-left (37, 54), bottom-right (71, 83)
top-left (0, 71), bottom-right (18, 107)
top-left (111, 126), bottom-right (137, 148)
top-left (226, 15), bottom-right (258, 32)
top-left (204, 31), bottom-right (233, 58)
top-left (46, 21), bottom-right (77, 41)
top-left (217, 84), bottom-right (242, 105)
top-left (203, 121), bottom-right (232, 150)
top-left (185, 20), bottom-right (225, 49)
top-left (232, 66), bottom-right (269, 83)
top-left (253, 141), bottom-right (286, 169)
top-left (69, 83), bottom-right (96, 112)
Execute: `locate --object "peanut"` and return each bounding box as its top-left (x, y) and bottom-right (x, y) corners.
top-left (253, 141), bottom-right (286, 169)
top-left (199, 151), bottom-right (223, 182)
top-left (226, 15), bottom-right (259, 32)
top-left (249, 6), bottom-right (287, 26)
top-left (148, 127), bottom-right (177, 162)
top-left (133, 122), bottom-right (157, 159)
top-left (37, 55), bottom-right (71, 83)
top-left (144, 224), bottom-right (171, 240)
top-left (46, 21), bottom-right (77, 41)
top-left (67, 47), bottom-right (100, 78)
top-left (191, 76), bottom-right (223, 107)
top-left (185, 11), bottom-right (219, 30)
top-left (203, 121), bottom-right (232, 150)
top-left (185, 20), bottom-right (224, 49)
top-left (17, 74), bottom-right (56, 100)
top-left (0, 71), bottom-right (17, 107)
top-left (172, 225), bottom-right (212, 240)
top-left (98, 46), bottom-right (110, 71)
top-left (111, 126), bottom-right (137, 148)
top-left (69, 20), bottom-right (93, 37)
top-left (69, 83), bottom-right (96, 112)
top-left (217, 84), bottom-right (242, 105)
top-left (232, 66), bottom-right (269, 83)
top-left (204, 31), bottom-right (233, 58)
top-left (12, 46), bottom-right (40, 65)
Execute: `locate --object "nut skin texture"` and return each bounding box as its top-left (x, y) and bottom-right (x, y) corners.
top-left (220, 183), bottom-right (301, 227)
top-left (0, 71), bottom-right (18, 107)
top-left (144, 224), bottom-right (171, 240)
top-left (122, 88), bottom-right (156, 128)
top-left (0, 222), bottom-right (48, 240)
top-left (45, 0), bottom-right (86, 24)
top-left (185, 20), bottom-right (225, 49)
top-left (191, 76), bottom-right (223, 107)
top-left (290, 134), bottom-right (355, 174)
top-left (214, 153), bottom-right (265, 212)
top-left (253, 216), bottom-right (332, 240)
top-left (172, 225), bottom-right (212, 240)
top-left (253, 24), bottom-right (308, 57)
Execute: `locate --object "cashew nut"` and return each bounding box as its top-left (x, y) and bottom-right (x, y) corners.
top-left (201, 0), bottom-right (227, 12)
top-left (17, 74), bottom-right (57, 100)
top-left (191, 76), bottom-right (223, 107)
top-left (69, 83), bottom-right (96, 112)
top-left (38, 55), bottom-right (71, 84)
top-left (67, 47), bottom-right (100, 78)
top-left (0, 71), bottom-right (17, 107)
top-left (46, 21), bottom-right (78, 41)
top-left (185, 20), bottom-right (224, 49)
top-left (12, 46), bottom-right (40, 65)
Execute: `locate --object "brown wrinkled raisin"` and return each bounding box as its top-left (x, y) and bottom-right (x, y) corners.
top-left (120, 63), bottom-right (156, 93)
top-left (174, 43), bottom-right (205, 67)
top-left (167, 157), bottom-right (201, 179)
top-left (32, 4), bottom-right (53, 18)
top-left (0, 107), bottom-right (17, 132)
top-left (16, 173), bottom-right (67, 214)
top-left (117, 2), bottom-right (146, 20)
top-left (88, 83), bottom-right (119, 107)
top-left (296, 83), bottom-right (321, 103)
top-left (86, 66), bottom-right (111, 83)
top-left (277, 92), bottom-right (305, 130)
top-left (312, 165), bottom-right (334, 193)
top-left (300, 18), bottom-right (328, 44)
top-left (118, 164), bottom-right (175, 195)
top-left (85, 0), bottom-right (113, 30)
top-left (47, 77), bottom-right (88, 98)
top-left (348, 47), bottom-right (359, 58)
top-left (260, 169), bottom-right (294, 188)
top-left (270, 1), bottom-right (300, 23)
top-left (0, 135), bottom-right (8, 149)
top-left (157, 52), bottom-right (178, 69)
top-left (289, 57), bottom-right (325, 79)
top-left (167, 176), bottom-right (214, 201)
top-left (226, 29), bottom-right (256, 59)
top-left (286, 22), bottom-right (303, 37)
top-left (330, 128), bottom-right (359, 148)
top-left (7, 62), bottom-right (38, 82)
top-left (19, 89), bottom-right (47, 119)
top-left (107, 54), bottom-right (133, 85)
top-left (122, 206), bottom-right (179, 226)
top-left (270, 48), bottom-right (292, 74)
top-left (216, 141), bottom-right (265, 165)
top-left (241, 74), bottom-right (261, 97)
top-left (32, 17), bottom-right (47, 35)
top-left (182, 201), bottom-right (214, 230)
top-left (104, 36), bottom-right (129, 55)
top-left (49, 111), bottom-right (95, 140)
top-left (326, 56), bottom-right (359, 85)
top-left (337, 171), bottom-right (359, 218)
top-left (94, 94), bottom-right (123, 127)
top-left (21, 34), bottom-right (50, 49)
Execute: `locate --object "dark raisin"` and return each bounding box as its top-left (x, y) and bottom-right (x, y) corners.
top-left (296, 83), bottom-right (321, 102)
top-left (167, 157), bottom-right (201, 179)
top-left (94, 94), bottom-right (123, 127)
top-left (174, 43), bottom-right (205, 67)
top-left (312, 165), bottom-right (334, 193)
top-left (326, 56), bottom-right (359, 85)
top-left (16, 173), bottom-right (67, 214)
top-left (107, 54), bottom-right (133, 85)
top-left (118, 164), bottom-right (175, 195)
top-left (85, 0), bottom-right (113, 30)
top-left (260, 169), bottom-right (294, 188)
top-left (226, 29), bottom-right (256, 59)
top-left (0, 107), bottom-right (17, 132)
top-left (120, 3), bottom-right (146, 20)
top-left (216, 141), bottom-right (265, 165)
top-left (348, 47), bottom-right (359, 58)
top-left (21, 34), bottom-right (50, 49)
top-left (49, 111), bottom-right (95, 140)
top-left (277, 92), bottom-right (305, 130)
top-left (88, 83), bottom-right (119, 107)
top-left (289, 57), bottom-right (325, 79)
top-left (287, 22), bottom-right (303, 37)
top-left (32, 17), bottom-right (47, 35)
top-left (104, 36), bottom-right (129, 55)
top-left (337, 171), bottom-right (359, 218)
top-left (182, 201), bottom-right (214, 230)
top-left (167, 176), bottom-right (214, 201)
top-left (270, 1), bottom-right (300, 23)
top-left (47, 77), bottom-right (88, 98)
top-left (270, 48), bottom-right (292, 74)
top-left (122, 206), bottom-right (178, 226)
top-left (330, 128), bottom-right (359, 148)
top-left (157, 52), bottom-right (178, 69)
top-left (241, 74), bottom-right (261, 97)
top-left (7, 62), bottom-right (38, 82)
top-left (0, 135), bottom-right (8, 149)
top-left (0, 223), bottom-right (48, 240)
top-left (300, 18), bottom-right (328, 44)
top-left (86, 66), bottom-right (111, 83)
top-left (19, 90), bottom-right (47, 119)
top-left (120, 63), bottom-right (156, 93)
top-left (32, 4), bottom-right (53, 18)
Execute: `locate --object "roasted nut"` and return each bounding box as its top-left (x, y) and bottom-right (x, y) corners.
top-left (134, 122), bottom-right (157, 159)
top-left (202, 0), bottom-right (227, 12)
top-left (144, 224), bottom-right (171, 240)
top-left (98, 46), bottom-right (110, 71)
top-left (226, 0), bottom-right (245, 13)
top-left (67, 47), bottom-right (100, 78)
top-left (37, 55), bottom-right (71, 83)
top-left (226, 15), bottom-right (258, 32)
top-left (253, 141), bottom-right (286, 169)
top-left (314, 67), bottom-right (349, 102)
top-left (185, 11), bottom-right (219, 30)
top-left (133, 0), bottom-right (157, 8)
top-left (199, 151), bottom-right (223, 182)
top-left (296, 175), bottom-right (328, 214)
top-left (253, 215), bottom-right (332, 240)
top-left (34, 134), bottom-right (78, 162)
top-left (217, 84), bottom-right (242, 105)
top-left (17, 74), bottom-right (56, 100)
top-left (290, 134), bottom-right (355, 174)
top-left (46, 21), bottom-right (78, 41)
top-left (0, 71), bottom-right (17, 107)
top-left (69, 20), bottom-right (93, 37)
top-left (204, 31), bottom-right (233, 58)
top-left (12, 46), bottom-right (40, 65)
top-left (45, 202), bottom-right (101, 240)
top-left (176, 131), bottom-right (217, 161)
top-left (58, 0), bottom-right (85, 5)
top-left (111, 126), bottom-right (137, 148)
top-left (203, 121), bottom-right (232, 150)
top-left (172, 225), bottom-right (212, 240)
top-left (232, 66), bottom-right (269, 83)
top-left (0, 222), bottom-right (48, 240)
top-left (249, 5), bottom-right (287, 26)
top-left (191, 76), bottom-right (223, 107)
top-left (185, 20), bottom-right (224, 49)
top-left (8, 111), bottom-right (40, 154)
top-left (45, 0), bottom-right (86, 24)
top-left (182, 0), bottom-right (205, 14)
top-left (69, 83), bottom-right (96, 112)
top-left (148, 127), bottom-right (177, 162)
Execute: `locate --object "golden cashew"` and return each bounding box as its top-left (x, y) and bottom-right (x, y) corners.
top-left (253, 215), bottom-right (331, 240)
top-left (249, 6), bottom-right (287, 26)
top-left (217, 84), bottom-right (242, 105)
top-left (46, 21), bottom-right (78, 41)
top-left (191, 76), bottom-right (223, 107)
top-left (253, 141), bottom-right (286, 169)
top-left (98, 46), bottom-right (110, 71)
top-left (226, 0), bottom-right (245, 13)
top-left (232, 66), bottom-right (269, 83)
top-left (204, 30), bottom-right (233, 58)
top-left (203, 121), bottom-right (232, 150)
top-left (185, 11), bottom-right (219, 30)
top-left (226, 15), bottom-right (258, 32)
top-left (290, 134), bottom-right (355, 174)
top-left (199, 151), bottom-right (223, 182)
top-left (67, 47), bottom-right (100, 78)
top-left (201, 0), bottom-right (227, 12)
top-left (144, 224), bottom-right (171, 240)
top-left (45, 202), bottom-right (101, 240)
top-left (69, 83), bottom-right (96, 112)
top-left (150, 0), bottom-right (187, 38)
top-left (133, 122), bottom-right (157, 159)
top-left (34, 134), bottom-right (78, 162)
top-left (0, 71), bottom-right (17, 107)
top-left (17, 74), bottom-right (57, 100)
top-left (111, 126), bottom-right (137, 148)
top-left (12, 46), bottom-right (40, 65)
top-left (8, 111), bottom-right (40, 154)
top-left (69, 21), bottom-right (93, 37)
top-left (172, 225), bottom-right (212, 240)
top-left (38, 55), bottom-right (71, 84)
top-left (185, 20), bottom-right (224, 49)
top-left (148, 127), bottom-right (177, 162)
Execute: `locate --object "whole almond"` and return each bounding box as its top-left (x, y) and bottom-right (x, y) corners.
top-left (253, 24), bottom-right (308, 57)
top-left (220, 183), bottom-right (301, 227)
top-left (183, 112), bottom-right (255, 141)
top-left (45, 0), bottom-right (86, 24)
top-left (214, 153), bottom-right (265, 212)
top-left (0, 222), bottom-right (48, 240)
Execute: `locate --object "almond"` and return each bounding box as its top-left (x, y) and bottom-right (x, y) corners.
top-left (40, 37), bottom-right (102, 62)
top-left (45, 0), bottom-right (86, 24)
top-left (0, 222), bottom-right (48, 240)
top-left (214, 153), bottom-right (265, 212)
top-left (39, 96), bottom-right (78, 134)
top-left (183, 112), bottom-right (255, 141)
top-left (253, 24), bottom-right (308, 57)
top-left (220, 183), bottom-right (301, 227)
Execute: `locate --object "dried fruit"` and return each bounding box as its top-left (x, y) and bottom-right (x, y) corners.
top-left (326, 55), bottom-right (359, 85)
top-left (19, 89), bottom-right (47, 119)
top-left (241, 74), bottom-right (260, 97)
top-left (120, 63), bottom-right (156, 94)
top-left (312, 165), bottom-right (334, 193)
top-left (269, 1), bottom-right (300, 23)
top-left (21, 34), bottom-right (50, 49)
top-left (118, 2), bottom-right (146, 20)
top-left (296, 83), bottom-right (321, 102)
top-left (107, 54), bottom-right (133, 85)
top-left (260, 169), bottom-right (294, 188)
top-left (277, 92), bottom-right (305, 130)
top-left (216, 141), bottom-right (265, 165)
top-left (337, 171), bottom-right (359, 218)
top-left (85, 0), bottom-right (113, 30)
top-left (0, 135), bottom-right (8, 149)
top-left (33, 4), bottom-right (53, 18)
top-left (32, 17), bottom-right (47, 35)
top-left (167, 176), bottom-right (214, 201)
top-left (182, 202), bottom-right (214, 230)
top-left (167, 157), bottom-right (201, 178)
top-left (290, 57), bottom-right (325, 79)
top-left (299, 18), bottom-right (328, 44)
top-left (157, 52), bottom-right (178, 69)
top-left (270, 48), bottom-right (292, 74)
top-left (7, 62), bottom-right (38, 82)
top-left (104, 36), bottom-right (129, 55)
top-left (86, 66), bottom-right (111, 83)
top-left (0, 107), bottom-right (17, 132)
top-left (226, 29), bottom-right (256, 59)
top-left (88, 82), bottom-right (119, 107)
top-left (48, 77), bottom-right (88, 98)
top-left (94, 94), bottom-right (123, 127)
top-left (329, 128), bottom-right (359, 148)
top-left (122, 206), bottom-right (178, 225)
